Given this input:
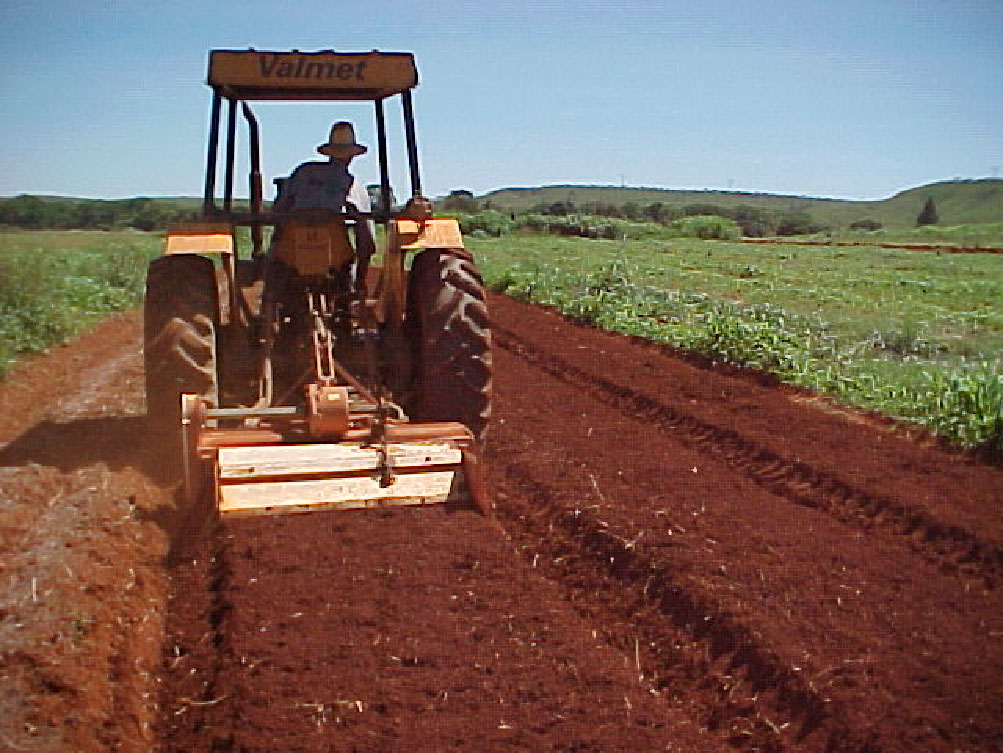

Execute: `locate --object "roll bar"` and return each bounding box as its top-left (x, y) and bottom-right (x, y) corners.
top-left (201, 50), bottom-right (425, 229)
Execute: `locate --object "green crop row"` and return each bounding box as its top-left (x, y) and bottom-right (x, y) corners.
top-left (0, 230), bottom-right (161, 378)
top-left (473, 236), bottom-right (1002, 456)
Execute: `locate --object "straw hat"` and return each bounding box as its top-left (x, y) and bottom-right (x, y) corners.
top-left (317, 121), bottom-right (367, 157)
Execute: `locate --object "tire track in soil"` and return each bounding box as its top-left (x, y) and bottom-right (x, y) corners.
top-left (491, 461), bottom-right (830, 750)
top-left (492, 324), bottom-right (1001, 587)
top-left (484, 293), bottom-right (1003, 752)
top-left (486, 349), bottom-right (840, 750)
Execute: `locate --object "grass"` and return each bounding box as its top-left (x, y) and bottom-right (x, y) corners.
top-left (471, 233), bottom-right (1003, 455)
top-left (811, 221), bottom-right (1003, 247)
top-left (0, 229), bottom-right (161, 378)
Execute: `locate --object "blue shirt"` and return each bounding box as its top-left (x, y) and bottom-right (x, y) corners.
top-left (278, 161), bottom-right (371, 213)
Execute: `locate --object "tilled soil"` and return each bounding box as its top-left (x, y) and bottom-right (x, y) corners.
top-left (2, 295), bottom-right (1001, 752)
top-left (483, 296), bottom-right (1002, 752)
top-left (0, 312), bottom-right (174, 752)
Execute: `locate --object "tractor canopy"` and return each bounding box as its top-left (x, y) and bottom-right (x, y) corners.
top-left (201, 48), bottom-right (426, 231)
top-left (208, 49), bottom-right (418, 101)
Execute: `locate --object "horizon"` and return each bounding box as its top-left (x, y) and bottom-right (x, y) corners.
top-left (2, 1), bottom-right (1000, 203)
top-left (5, 176), bottom-right (1001, 206)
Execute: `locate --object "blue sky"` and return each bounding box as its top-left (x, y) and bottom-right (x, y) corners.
top-left (1, 0), bottom-right (1000, 201)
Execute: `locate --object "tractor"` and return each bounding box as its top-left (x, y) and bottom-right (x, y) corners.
top-left (144, 50), bottom-right (491, 516)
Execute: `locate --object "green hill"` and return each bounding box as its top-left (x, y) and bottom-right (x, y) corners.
top-left (875, 180), bottom-right (1003, 226)
top-left (478, 179), bottom-right (1003, 229)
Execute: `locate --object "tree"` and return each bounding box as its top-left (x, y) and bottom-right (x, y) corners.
top-left (75, 200), bottom-right (117, 230)
top-left (441, 189), bottom-right (480, 213)
top-left (1, 195), bottom-right (46, 228)
top-left (733, 205), bottom-right (774, 237)
top-left (544, 201), bottom-right (574, 216)
top-left (131, 199), bottom-right (173, 231)
top-left (917, 197), bottom-right (938, 225)
top-left (775, 210), bottom-right (823, 236)
top-left (684, 203), bottom-right (727, 218)
top-left (643, 202), bottom-right (666, 223)
top-left (849, 219), bottom-right (882, 231)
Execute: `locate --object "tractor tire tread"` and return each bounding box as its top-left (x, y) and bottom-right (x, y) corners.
top-left (407, 248), bottom-right (492, 443)
top-left (144, 255), bottom-right (219, 433)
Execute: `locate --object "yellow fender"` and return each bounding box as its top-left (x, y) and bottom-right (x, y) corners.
top-left (376, 218), bottom-right (465, 326)
top-left (164, 223), bottom-right (235, 256)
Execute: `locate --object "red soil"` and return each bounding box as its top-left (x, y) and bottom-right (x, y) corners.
top-left (0, 312), bottom-right (173, 752)
top-left (2, 295), bottom-right (1001, 751)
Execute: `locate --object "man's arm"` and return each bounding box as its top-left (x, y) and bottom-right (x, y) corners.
top-left (346, 176), bottom-right (376, 297)
top-left (351, 217), bottom-right (376, 298)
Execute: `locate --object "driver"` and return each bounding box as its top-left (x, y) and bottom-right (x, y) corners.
top-left (273, 121), bottom-right (376, 291)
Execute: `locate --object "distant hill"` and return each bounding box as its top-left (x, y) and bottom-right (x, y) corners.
top-left (478, 179), bottom-right (1003, 229)
top-left (873, 181), bottom-right (1003, 227)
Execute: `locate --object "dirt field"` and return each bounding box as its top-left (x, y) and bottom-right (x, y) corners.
top-left (1, 295), bottom-right (1001, 752)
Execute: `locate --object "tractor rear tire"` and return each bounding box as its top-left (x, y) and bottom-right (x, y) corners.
top-left (406, 248), bottom-right (492, 444)
top-left (144, 255), bottom-right (219, 437)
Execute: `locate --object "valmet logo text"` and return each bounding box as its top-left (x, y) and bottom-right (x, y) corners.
top-left (258, 55), bottom-right (367, 82)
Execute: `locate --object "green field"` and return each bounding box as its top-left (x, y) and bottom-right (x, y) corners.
top-left (471, 234), bottom-right (1002, 454)
top-left (0, 229), bottom-right (161, 377)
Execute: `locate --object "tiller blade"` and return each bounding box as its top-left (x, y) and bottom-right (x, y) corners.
top-left (180, 393), bottom-right (489, 519)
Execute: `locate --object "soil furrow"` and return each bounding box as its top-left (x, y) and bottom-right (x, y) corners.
top-left (486, 294), bottom-right (1002, 752)
top-left (161, 508), bottom-right (723, 752)
top-left (493, 322), bottom-right (1001, 585)
top-left (491, 457), bottom-right (836, 751)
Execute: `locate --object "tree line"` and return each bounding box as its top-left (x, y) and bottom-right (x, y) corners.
top-left (6, 190), bottom-right (939, 234)
top-left (441, 190), bottom-right (830, 236)
top-left (0, 195), bottom-right (199, 231)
